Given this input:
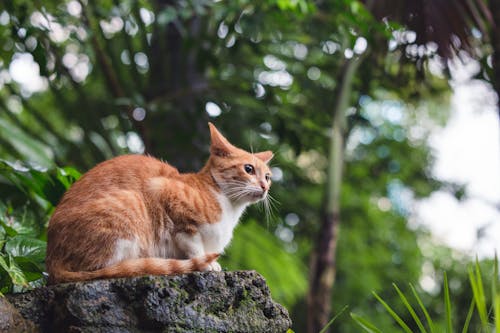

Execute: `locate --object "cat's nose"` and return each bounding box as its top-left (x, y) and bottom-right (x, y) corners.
top-left (259, 181), bottom-right (268, 191)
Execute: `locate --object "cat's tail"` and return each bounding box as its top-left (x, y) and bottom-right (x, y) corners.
top-left (48, 253), bottom-right (220, 284)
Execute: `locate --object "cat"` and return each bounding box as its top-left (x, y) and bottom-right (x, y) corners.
top-left (46, 123), bottom-right (273, 284)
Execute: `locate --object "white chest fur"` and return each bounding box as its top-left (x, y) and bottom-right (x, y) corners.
top-left (198, 193), bottom-right (247, 254)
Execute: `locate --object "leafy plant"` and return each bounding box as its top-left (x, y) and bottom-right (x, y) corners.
top-left (0, 212), bottom-right (47, 293)
top-left (351, 257), bottom-right (500, 333)
top-left (0, 159), bottom-right (80, 293)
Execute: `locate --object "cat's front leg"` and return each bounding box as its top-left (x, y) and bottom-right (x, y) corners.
top-left (174, 232), bottom-right (221, 271)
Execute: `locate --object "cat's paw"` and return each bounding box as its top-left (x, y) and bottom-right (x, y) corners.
top-left (208, 261), bottom-right (222, 271)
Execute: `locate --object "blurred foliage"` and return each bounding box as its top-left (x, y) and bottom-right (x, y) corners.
top-left (0, 0), bottom-right (495, 331)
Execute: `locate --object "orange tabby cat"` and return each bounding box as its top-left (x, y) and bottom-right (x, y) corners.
top-left (46, 123), bottom-right (273, 284)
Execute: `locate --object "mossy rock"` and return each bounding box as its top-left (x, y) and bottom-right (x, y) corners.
top-left (6, 271), bottom-right (291, 332)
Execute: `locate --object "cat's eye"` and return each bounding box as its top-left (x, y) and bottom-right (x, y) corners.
top-left (265, 174), bottom-right (271, 182)
top-left (244, 164), bottom-right (254, 174)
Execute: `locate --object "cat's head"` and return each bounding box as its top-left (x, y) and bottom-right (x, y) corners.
top-left (207, 123), bottom-right (273, 204)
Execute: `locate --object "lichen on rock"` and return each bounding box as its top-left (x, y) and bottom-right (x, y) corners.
top-left (5, 271), bottom-right (291, 333)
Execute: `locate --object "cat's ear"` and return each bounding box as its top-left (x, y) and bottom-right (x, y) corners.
top-left (254, 151), bottom-right (274, 164)
top-left (208, 123), bottom-right (235, 157)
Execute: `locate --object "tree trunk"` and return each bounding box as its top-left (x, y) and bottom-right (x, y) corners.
top-left (307, 57), bottom-right (363, 333)
top-left (147, 0), bottom-right (209, 171)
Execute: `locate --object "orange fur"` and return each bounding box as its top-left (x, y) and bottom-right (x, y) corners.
top-left (51, 254), bottom-right (220, 283)
top-left (46, 123), bottom-right (272, 284)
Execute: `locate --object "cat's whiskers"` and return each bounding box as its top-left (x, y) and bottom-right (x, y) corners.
top-left (266, 192), bottom-right (280, 207)
top-left (217, 181), bottom-right (247, 189)
top-left (225, 189), bottom-right (254, 197)
top-left (261, 192), bottom-right (279, 226)
top-left (226, 188), bottom-right (259, 200)
top-left (217, 181), bottom-right (263, 200)
top-left (221, 184), bottom-right (265, 205)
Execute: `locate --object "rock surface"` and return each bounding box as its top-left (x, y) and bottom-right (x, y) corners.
top-left (0, 297), bottom-right (36, 333)
top-left (6, 271), bottom-right (291, 333)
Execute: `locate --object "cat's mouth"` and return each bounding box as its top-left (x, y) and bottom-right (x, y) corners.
top-left (250, 191), bottom-right (266, 201)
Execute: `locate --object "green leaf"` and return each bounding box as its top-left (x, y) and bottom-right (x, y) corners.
top-left (350, 313), bottom-right (384, 333)
top-left (5, 236), bottom-right (47, 263)
top-left (460, 300), bottom-right (475, 333)
top-left (409, 283), bottom-right (435, 333)
top-left (12, 257), bottom-right (44, 282)
top-left (33, 170), bottom-right (67, 207)
top-left (24, 171), bottom-right (56, 205)
top-left (319, 305), bottom-right (348, 333)
top-left (373, 291), bottom-right (413, 333)
top-left (0, 159), bottom-right (78, 208)
top-left (0, 255), bottom-right (28, 287)
top-left (494, 293), bottom-right (500, 333)
top-left (0, 160), bottom-right (31, 195)
top-left (0, 120), bottom-right (53, 168)
top-left (392, 283), bottom-right (427, 333)
top-left (494, 254), bottom-right (499, 333)
top-left (0, 219), bottom-right (18, 238)
top-left (56, 167), bottom-right (81, 190)
top-left (0, 256), bottom-right (8, 273)
top-left (469, 260), bottom-right (488, 326)
top-left (443, 272), bottom-right (452, 333)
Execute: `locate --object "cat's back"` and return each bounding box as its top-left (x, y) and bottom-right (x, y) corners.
top-left (57, 154), bottom-right (179, 206)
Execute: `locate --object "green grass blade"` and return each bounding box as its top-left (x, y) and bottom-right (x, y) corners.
top-left (318, 305), bottom-right (349, 333)
top-left (460, 300), bottom-right (475, 333)
top-left (373, 291), bottom-right (413, 333)
top-left (494, 254), bottom-right (499, 333)
top-left (469, 261), bottom-right (488, 325)
top-left (350, 313), bottom-right (384, 333)
top-left (392, 283), bottom-right (428, 333)
top-left (443, 272), bottom-right (452, 333)
top-left (475, 259), bottom-right (487, 322)
top-left (494, 294), bottom-right (500, 333)
top-left (409, 283), bottom-right (435, 333)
